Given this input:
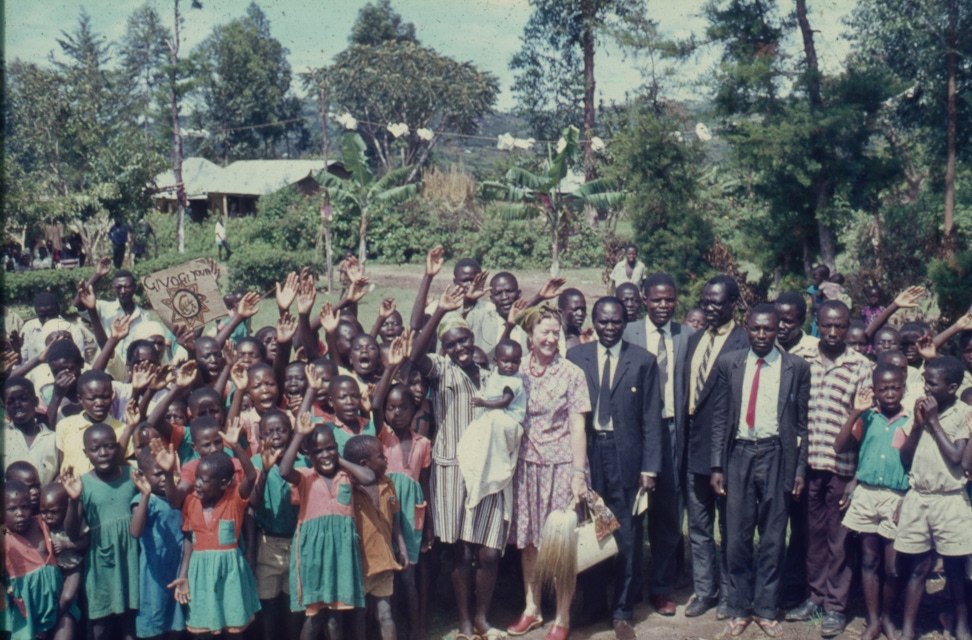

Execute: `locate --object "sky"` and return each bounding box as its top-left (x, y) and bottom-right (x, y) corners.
top-left (6, 0), bottom-right (859, 112)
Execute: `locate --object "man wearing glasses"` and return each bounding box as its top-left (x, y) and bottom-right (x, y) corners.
top-left (683, 276), bottom-right (750, 618)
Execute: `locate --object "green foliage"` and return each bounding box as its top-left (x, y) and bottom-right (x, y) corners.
top-left (190, 3), bottom-right (306, 162)
top-left (349, 0), bottom-right (418, 46)
top-left (457, 218), bottom-right (606, 271)
top-left (326, 41), bottom-right (499, 176)
top-left (928, 251), bottom-right (972, 322)
top-left (369, 200), bottom-right (478, 264)
top-left (227, 244), bottom-right (322, 293)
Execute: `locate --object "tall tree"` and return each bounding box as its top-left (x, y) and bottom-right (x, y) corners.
top-left (191, 3), bottom-right (305, 163)
top-left (510, 0), bottom-right (644, 181)
top-left (120, 5), bottom-right (170, 151)
top-left (349, 0), bottom-right (418, 46)
top-left (850, 0), bottom-right (972, 256)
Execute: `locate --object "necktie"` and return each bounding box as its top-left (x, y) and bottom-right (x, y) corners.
top-left (598, 350), bottom-right (612, 429)
top-left (694, 332), bottom-right (716, 407)
top-left (656, 328), bottom-right (669, 400)
top-left (746, 358), bottom-right (766, 435)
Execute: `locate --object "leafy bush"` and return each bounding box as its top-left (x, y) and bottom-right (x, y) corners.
top-left (455, 218), bottom-right (606, 271)
top-left (927, 251), bottom-right (972, 322)
top-left (227, 244), bottom-right (322, 293)
top-left (369, 199), bottom-right (478, 264)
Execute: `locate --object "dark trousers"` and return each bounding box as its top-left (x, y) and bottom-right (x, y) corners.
top-left (806, 469), bottom-right (853, 613)
top-left (646, 417), bottom-right (682, 595)
top-left (112, 243), bottom-right (125, 269)
top-left (584, 432), bottom-right (642, 621)
top-left (781, 480), bottom-right (809, 607)
top-left (686, 471), bottom-right (728, 601)
top-left (726, 438), bottom-right (788, 619)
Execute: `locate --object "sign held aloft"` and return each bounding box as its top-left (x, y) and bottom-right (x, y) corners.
top-left (141, 259), bottom-right (228, 331)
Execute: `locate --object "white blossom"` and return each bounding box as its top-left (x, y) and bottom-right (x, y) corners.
top-left (335, 112), bottom-right (358, 130)
top-left (590, 136), bottom-right (605, 152)
top-left (695, 122), bottom-right (712, 141)
top-left (512, 137), bottom-right (535, 150)
top-left (416, 128), bottom-right (434, 141)
top-left (387, 122), bottom-right (409, 138)
top-left (497, 133), bottom-right (515, 151)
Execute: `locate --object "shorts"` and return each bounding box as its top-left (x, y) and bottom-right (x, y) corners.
top-left (256, 533), bottom-right (291, 600)
top-left (363, 570), bottom-right (394, 598)
top-left (893, 490), bottom-right (972, 556)
top-left (841, 483), bottom-right (905, 540)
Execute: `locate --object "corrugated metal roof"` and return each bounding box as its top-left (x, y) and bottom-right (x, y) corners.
top-left (153, 158), bottom-right (329, 198)
top-left (153, 157), bottom-right (224, 199)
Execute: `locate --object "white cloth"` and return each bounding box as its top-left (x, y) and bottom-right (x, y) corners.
top-left (456, 400), bottom-right (522, 521)
top-left (466, 301), bottom-right (530, 358)
top-left (609, 259), bottom-right (646, 288)
top-left (737, 348), bottom-right (782, 440)
top-left (21, 317), bottom-right (85, 362)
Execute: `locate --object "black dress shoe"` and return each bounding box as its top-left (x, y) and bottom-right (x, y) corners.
top-left (820, 611), bottom-right (846, 638)
top-left (785, 599), bottom-right (821, 622)
top-left (685, 595), bottom-right (719, 618)
top-left (716, 599), bottom-right (730, 620)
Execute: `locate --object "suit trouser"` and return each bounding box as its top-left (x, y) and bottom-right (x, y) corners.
top-left (686, 471), bottom-right (728, 602)
top-left (726, 437), bottom-right (787, 619)
top-left (585, 431), bottom-right (642, 621)
top-left (645, 417), bottom-right (682, 595)
top-left (806, 469), bottom-right (853, 613)
top-left (781, 478), bottom-right (809, 607)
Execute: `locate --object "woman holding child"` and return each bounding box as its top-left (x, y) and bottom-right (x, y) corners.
top-left (507, 305), bottom-right (591, 640)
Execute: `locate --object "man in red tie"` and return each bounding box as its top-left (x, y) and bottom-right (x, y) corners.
top-left (709, 304), bottom-right (811, 637)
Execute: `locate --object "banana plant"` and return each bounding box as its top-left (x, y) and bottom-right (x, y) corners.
top-left (482, 126), bottom-right (625, 276)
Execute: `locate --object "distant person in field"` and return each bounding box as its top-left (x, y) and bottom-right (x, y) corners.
top-left (215, 213), bottom-right (230, 261)
top-left (609, 244), bottom-right (646, 295)
top-left (108, 219), bottom-right (129, 269)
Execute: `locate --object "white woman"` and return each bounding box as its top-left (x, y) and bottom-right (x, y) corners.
top-left (506, 305), bottom-right (591, 640)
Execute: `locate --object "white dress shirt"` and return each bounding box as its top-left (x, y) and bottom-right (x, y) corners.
top-left (644, 320), bottom-right (675, 420)
top-left (737, 347), bottom-right (782, 440)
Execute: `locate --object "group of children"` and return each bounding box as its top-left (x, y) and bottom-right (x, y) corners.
top-left (3, 249), bottom-right (972, 640)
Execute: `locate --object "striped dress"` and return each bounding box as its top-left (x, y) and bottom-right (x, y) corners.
top-left (426, 354), bottom-right (508, 549)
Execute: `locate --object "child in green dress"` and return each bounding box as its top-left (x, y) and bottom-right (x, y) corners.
top-left (61, 423), bottom-right (139, 640)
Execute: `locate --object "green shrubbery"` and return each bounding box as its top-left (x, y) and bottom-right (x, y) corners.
top-left (227, 244), bottom-right (322, 293)
top-left (927, 251), bottom-right (972, 322)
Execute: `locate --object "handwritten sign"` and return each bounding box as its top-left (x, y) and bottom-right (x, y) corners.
top-left (141, 259), bottom-right (228, 331)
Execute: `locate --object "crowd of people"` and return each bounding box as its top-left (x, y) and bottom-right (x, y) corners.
top-left (3, 244), bottom-right (972, 640)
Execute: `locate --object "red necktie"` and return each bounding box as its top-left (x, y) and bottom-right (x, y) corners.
top-left (746, 358), bottom-right (766, 435)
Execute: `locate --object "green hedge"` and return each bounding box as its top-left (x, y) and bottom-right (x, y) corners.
top-left (928, 251), bottom-right (972, 322)
top-left (227, 244), bottom-right (323, 293)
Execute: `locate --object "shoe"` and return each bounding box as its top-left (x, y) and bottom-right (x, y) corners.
top-left (820, 611), bottom-right (846, 638)
top-left (716, 600), bottom-right (730, 620)
top-left (507, 613), bottom-right (543, 636)
top-left (650, 593), bottom-right (677, 616)
top-left (612, 619), bottom-right (637, 640)
top-left (685, 595), bottom-right (718, 618)
top-left (544, 624), bottom-right (569, 640)
top-left (785, 599), bottom-right (821, 622)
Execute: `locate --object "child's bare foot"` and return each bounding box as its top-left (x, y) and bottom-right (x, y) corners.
top-left (880, 616), bottom-right (900, 640)
top-left (859, 619), bottom-right (882, 640)
top-left (955, 623), bottom-right (972, 640)
top-left (898, 627), bottom-right (917, 640)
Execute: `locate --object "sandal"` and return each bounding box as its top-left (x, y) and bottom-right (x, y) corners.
top-left (754, 617), bottom-right (784, 638)
top-left (479, 629), bottom-right (509, 640)
top-left (725, 616), bottom-right (752, 637)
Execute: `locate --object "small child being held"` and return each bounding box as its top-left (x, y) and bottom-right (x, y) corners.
top-left (38, 482), bottom-right (87, 613)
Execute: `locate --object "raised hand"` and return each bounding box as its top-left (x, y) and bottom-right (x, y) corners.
top-left (319, 302), bottom-right (339, 335)
top-left (853, 387), bottom-right (874, 413)
top-left (94, 256), bottom-right (112, 278)
top-left (378, 298), bottom-right (397, 320)
top-left (151, 364), bottom-right (174, 391)
top-left (361, 384), bottom-right (376, 414)
top-left (230, 361), bottom-right (249, 392)
top-left (296, 411), bottom-right (314, 436)
top-left (465, 270), bottom-right (491, 301)
top-left (916, 334), bottom-right (937, 361)
top-left (60, 468), bottom-right (82, 500)
top-left (894, 286), bottom-right (925, 309)
top-left (305, 363), bottom-right (323, 391)
top-left (132, 469), bottom-right (152, 496)
top-left (425, 246), bottom-right (445, 277)
top-left (124, 398), bottom-right (142, 427)
top-left (172, 323), bottom-right (197, 353)
top-left (237, 291), bottom-right (261, 319)
top-left (537, 276), bottom-right (567, 300)
top-left (276, 312), bottom-right (298, 344)
top-left (346, 277), bottom-right (371, 303)
top-left (346, 260), bottom-right (365, 285)
top-left (77, 280), bottom-right (96, 310)
top-left (111, 315), bottom-right (134, 341)
top-left (3, 349), bottom-right (19, 375)
top-left (296, 277), bottom-right (318, 316)
top-left (388, 329), bottom-right (413, 367)
top-left (221, 416), bottom-right (244, 447)
top-left (175, 361), bottom-right (198, 388)
top-left (955, 309), bottom-right (972, 331)
top-left (53, 369), bottom-right (77, 394)
top-left (579, 327), bottom-right (596, 344)
top-left (439, 284), bottom-right (465, 312)
top-left (508, 298), bottom-right (530, 324)
top-left (168, 578), bottom-right (190, 605)
top-left (149, 438), bottom-right (176, 472)
top-left (222, 340), bottom-right (237, 368)
top-left (131, 361), bottom-right (156, 391)
top-left (275, 272), bottom-right (300, 312)
top-left (261, 447), bottom-right (282, 469)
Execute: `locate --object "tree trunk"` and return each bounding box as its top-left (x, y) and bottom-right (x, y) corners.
top-left (358, 206), bottom-right (368, 266)
top-left (817, 217), bottom-right (836, 272)
top-left (325, 220), bottom-right (334, 292)
top-left (319, 87), bottom-right (329, 167)
top-left (170, 0), bottom-right (185, 254)
top-left (581, 0), bottom-right (597, 183)
top-left (943, 0), bottom-right (957, 256)
top-left (550, 211), bottom-right (561, 277)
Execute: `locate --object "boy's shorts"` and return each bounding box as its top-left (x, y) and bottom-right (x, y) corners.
top-left (363, 570), bottom-right (394, 598)
top-left (842, 483), bottom-right (905, 540)
top-left (256, 532), bottom-right (292, 600)
top-left (893, 490), bottom-right (972, 556)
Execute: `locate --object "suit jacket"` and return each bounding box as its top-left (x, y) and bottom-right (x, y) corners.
top-left (684, 325), bottom-right (750, 476)
top-left (567, 340), bottom-right (663, 488)
top-left (622, 319), bottom-right (695, 474)
top-left (709, 349), bottom-right (811, 492)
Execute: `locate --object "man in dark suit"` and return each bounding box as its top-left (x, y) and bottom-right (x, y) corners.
top-left (683, 275), bottom-right (750, 618)
top-left (568, 297), bottom-right (663, 640)
top-left (622, 272), bottom-right (694, 615)
top-left (709, 304), bottom-right (811, 635)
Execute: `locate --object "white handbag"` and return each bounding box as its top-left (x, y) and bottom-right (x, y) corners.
top-left (575, 501), bottom-right (620, 573)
